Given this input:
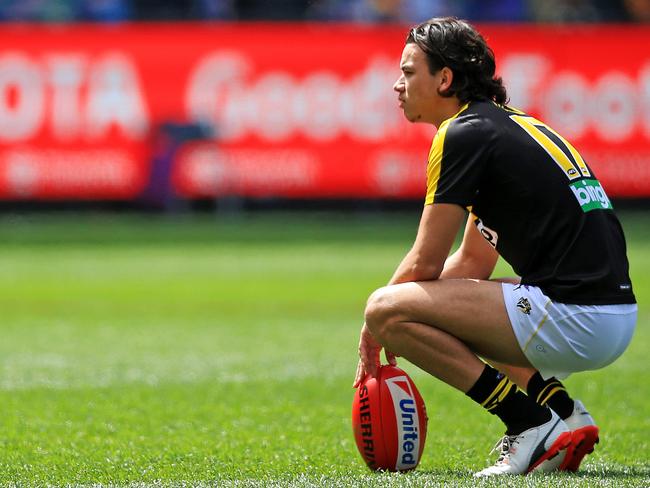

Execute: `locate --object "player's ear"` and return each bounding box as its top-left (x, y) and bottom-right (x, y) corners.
top-left (439, 67), bottom-right (453, 92)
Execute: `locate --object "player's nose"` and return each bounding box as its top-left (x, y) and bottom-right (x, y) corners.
top-left (393, 76), bottom-right (404, 92)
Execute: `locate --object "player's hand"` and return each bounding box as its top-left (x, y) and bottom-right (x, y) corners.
top-left (353, 323), bottom-right (397, 388)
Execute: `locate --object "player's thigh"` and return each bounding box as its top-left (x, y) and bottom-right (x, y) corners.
top-left (369, 279), bottom-right (530, 366)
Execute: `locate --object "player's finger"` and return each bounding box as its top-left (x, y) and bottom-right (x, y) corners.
top-left (365, 347), bottom-right (380, 379)
top-left (353, 360), bottom-right (366, 388)
top-left (385, 350), bottom-right (397, 366)
top-left (358, 344), bottom-right (371, 373)
top-left (354, 358), bottom-right (370, 387)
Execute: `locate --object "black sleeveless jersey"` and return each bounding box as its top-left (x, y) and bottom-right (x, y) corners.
top-left (425, 101), bottom-right (635, 305)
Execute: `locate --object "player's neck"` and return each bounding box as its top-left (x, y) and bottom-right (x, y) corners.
top-left (432, 98), bottom-right (464, 128)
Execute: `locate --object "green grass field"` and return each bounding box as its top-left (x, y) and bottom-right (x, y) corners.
top-left (0, 211), bottom-right (648, 487)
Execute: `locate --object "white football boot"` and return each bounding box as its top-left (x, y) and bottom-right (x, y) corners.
top-left (474, 410), bottom-right (572, 478)
top-left (559, 399), bottom-right (600, 472)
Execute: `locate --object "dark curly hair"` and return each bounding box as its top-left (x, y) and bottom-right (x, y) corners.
top-left (406, 17), bottom-right (508, 105)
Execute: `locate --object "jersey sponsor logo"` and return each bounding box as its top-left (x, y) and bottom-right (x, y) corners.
top-left (569, 179), bottom-right (613, 212)
top-left (474, 217), bottom-right (498, 248)
top-left (509, 112), bottom-right (613, 213)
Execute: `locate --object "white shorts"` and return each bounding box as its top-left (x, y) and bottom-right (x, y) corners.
top-left (502, 283), bottom-right (637, 380)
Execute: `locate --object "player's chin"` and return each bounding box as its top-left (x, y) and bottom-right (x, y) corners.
top-left (403, 110), bottom-right (419, 123)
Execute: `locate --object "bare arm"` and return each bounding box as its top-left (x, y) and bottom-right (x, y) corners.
top-left (440, 214), bottom-right (499, 280)
top-left (388, 203), bottom-right (467, 285)
top-left (354, 203), bottom-right (466, 386)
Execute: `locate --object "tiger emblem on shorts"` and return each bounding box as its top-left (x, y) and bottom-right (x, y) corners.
top-left (516, 297), bottom-right (532, 315)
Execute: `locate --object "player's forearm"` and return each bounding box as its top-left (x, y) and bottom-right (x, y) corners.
top-left (387, 204), bottom-right (464, 285)
top-left (440, 250), bottom-right (494, 280)
top-left (388, 248), bottom-right (442, 285)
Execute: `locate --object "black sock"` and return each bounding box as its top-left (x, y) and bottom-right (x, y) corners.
top-left (466, 364), bottom-right (552, 435)
top-left (527, 371), bottom-right (575, 420)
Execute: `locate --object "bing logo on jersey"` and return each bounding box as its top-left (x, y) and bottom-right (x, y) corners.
top-left (569, 179), bottom-right (613, 213)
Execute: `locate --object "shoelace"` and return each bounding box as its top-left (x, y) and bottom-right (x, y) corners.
top-left (490, 434), bottom-right (520, 463)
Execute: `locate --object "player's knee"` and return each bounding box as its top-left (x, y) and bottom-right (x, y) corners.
top-left (365, 286), bottom-right (401, 340)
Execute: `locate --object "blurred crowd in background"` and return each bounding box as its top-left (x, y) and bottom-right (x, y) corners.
top-left (0, 0), bottom-right (649, 23)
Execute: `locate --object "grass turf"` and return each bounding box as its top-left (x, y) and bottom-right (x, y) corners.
top-left (0, 211), bottom-right (648, 486)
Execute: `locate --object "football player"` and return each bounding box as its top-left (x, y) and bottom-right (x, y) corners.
top-left (354, 17), bottom-right (637, 477)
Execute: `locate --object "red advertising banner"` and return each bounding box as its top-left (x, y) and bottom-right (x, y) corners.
top-left (0, 23), bottom-right (648, 200)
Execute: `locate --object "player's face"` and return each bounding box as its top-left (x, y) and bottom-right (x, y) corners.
top-left (393, 43), bottom-right (442, 125)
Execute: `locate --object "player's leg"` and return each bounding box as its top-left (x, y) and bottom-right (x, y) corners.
top-left (453, 277), bottom-right (581, 416)
top-left (489, 280), bottom-right (636, 473)
top-left (522, 368), bottom-right (599, 472)
top-left (364, 278), bottom-right (571, 476)
top-left (490, 362), bottom-right (577, 420)
top-left (365, 279), bottom-right (527, 369)
top-left (490, 361), bottom-right (599, 471)
top-left (474, 277), bottom-right (578, 413)
top-left (447, 277), bottom-right (580, 416)
top-left (490, 362), bottom-right (581, 423)
top-left (488, 277), bottom-right (599, 471)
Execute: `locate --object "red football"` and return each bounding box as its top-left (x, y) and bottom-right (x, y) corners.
top-left (352, 365), bottom-right (428, 472)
